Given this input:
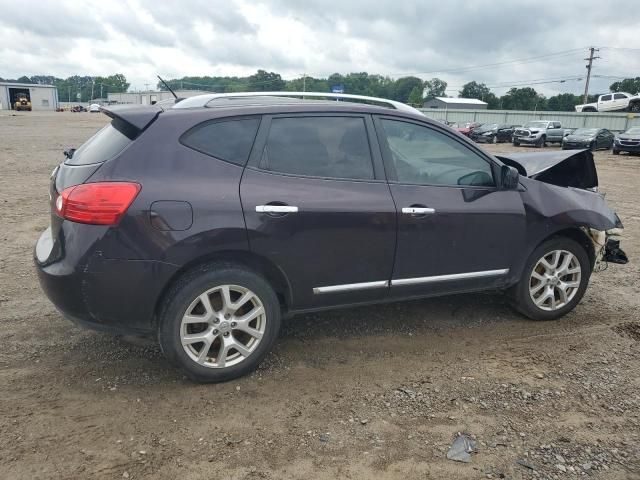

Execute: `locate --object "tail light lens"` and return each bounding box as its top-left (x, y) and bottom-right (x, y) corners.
top-left (55, 182), bottom-right (141, 225)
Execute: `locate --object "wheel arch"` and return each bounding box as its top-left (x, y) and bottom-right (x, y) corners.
top-left (153, 250), bottom-right (293, 325)
top-left (534, 227), bottom-right (596, 270)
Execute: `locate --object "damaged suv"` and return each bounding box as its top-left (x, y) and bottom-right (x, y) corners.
top-left (35, 92), bottom-right (627, 383)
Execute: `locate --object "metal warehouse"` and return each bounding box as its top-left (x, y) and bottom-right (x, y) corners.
top-left (0, 82), bottom-right (58, 111)
top-left (107, 90), bottom-right (207, 105)
top-left (423, 97), bottom-right (488, 110)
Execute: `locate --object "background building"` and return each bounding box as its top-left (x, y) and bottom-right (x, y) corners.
top-left (107, 90), bottom-right (207, 105)
top-left (0, 82), bottom-right (58, 111)
top-left (423, 97), bottom-right (488, 110)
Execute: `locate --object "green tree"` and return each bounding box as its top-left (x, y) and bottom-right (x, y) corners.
top-left (546, 93), bottom-right (582, 111)
top-left (500, 87), bottom-right (546, 111)
top-left (609, 77), bottom-right (640, 94)
top-left (393, 76), bottom-right (424, 103)
top-left (459, 81), bottom-right (491, 100)
top-left (423, 77), bottom-right (447, 100)
top-left (248, 70), bottom-right (285, 91)
top-left (407, 85), bottom-right (425, 106)
top-left (285, 75), bottom-right (329, 92)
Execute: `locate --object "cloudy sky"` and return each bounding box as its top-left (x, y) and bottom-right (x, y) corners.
top-left (0, 0), bottom-right (638, 96)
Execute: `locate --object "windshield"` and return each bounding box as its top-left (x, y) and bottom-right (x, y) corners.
top-left (573, 128), bottom-right (598, 135)
top-left (480, 123), bottom-right (498, 130)
top-left (626, 127), bottom-right (640, 135)
top-left (524, 121), bottom-right (548, 129)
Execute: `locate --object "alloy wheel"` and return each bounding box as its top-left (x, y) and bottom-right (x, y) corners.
top-left (529, 250), bottom-right (582, 311)
top-left (180, 285), bottom-right (266, 368)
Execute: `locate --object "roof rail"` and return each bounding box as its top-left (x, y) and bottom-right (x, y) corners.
top-left (171, 91), bottom-right (424, 116)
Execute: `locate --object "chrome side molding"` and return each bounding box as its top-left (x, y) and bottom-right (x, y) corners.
top-left (313, 280), bottom-right (389, 294)
top-left (391, 269), bottom-right (509, 286)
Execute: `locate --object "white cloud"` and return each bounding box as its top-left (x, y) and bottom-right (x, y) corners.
top-left (0, 0), bottom-right (638, 95)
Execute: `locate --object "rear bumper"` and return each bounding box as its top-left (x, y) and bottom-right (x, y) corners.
top-left (35, 227), bottom-right (179, 335)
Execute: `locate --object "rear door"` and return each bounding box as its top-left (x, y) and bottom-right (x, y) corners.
top-left (598, 94), bottom-right (614, 111)
top-left (612, 93), bottom-right (628, 110)
top-left (240, 113), bottom-right (396, 310)
top-left (374, 116), bottom-right (526, 297)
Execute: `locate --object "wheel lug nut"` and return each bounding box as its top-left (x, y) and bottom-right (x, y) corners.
top-left (213, 329), bottom-right (219, 334)
top-left (223, 332), bottom-right (230, 337)
top-left (231, 322), bottom-right (237, 327)
top-left (213, 318), bottom-right (219, 324)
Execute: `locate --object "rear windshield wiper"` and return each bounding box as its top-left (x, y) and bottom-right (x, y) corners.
top-left (63, 148), bottom-right (76, 159)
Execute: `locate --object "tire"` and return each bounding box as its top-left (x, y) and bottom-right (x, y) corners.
top-left (513, 139), bottom-right (520, 146)
top-left (613, 149), bottom-right (620, 155)
top-left (629, 102), bottom-right (640, 113)
top-left (510, 237), bottom-right (591, 321)
top-left (492, 135), bottom-right (498, 144)
top-left (536, 136), bottom-right (546, 148)
top-left (589, 141), bottom-right (596, 152)
top-left (158, 262), bottom-right (281, 383)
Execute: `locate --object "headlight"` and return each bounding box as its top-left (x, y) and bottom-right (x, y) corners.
top-left (614, 138), bottom-right (621, 143)
top-left (482, 131), bottom-right (493, 136)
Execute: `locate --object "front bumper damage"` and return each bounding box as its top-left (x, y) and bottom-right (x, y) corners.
top-left (587, 228), bottom-right (629, 270)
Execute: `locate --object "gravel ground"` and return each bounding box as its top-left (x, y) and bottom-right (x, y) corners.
top-left (0, 111), bottom-right (639, 480)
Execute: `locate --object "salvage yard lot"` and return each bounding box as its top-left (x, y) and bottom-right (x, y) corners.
top-left (1, 111), bottom-right (639, 479)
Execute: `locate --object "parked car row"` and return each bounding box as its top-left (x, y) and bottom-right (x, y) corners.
top-left (451, 119), bottom-right (639, 154)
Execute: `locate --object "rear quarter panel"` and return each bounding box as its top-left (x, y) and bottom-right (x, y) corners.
top-left (85, 110), bottom-right (250, 266)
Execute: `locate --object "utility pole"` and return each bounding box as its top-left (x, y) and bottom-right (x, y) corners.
top-left (144, 83), bottom-right (150, 91)
top-left (90, 80), bottom-right (94, 101)
top-left (583, 47), bottom-right (600, 104)
top-left (303, 73), bottom-right (306, 93)
top-left (100, 83), bottom-right (103, 99)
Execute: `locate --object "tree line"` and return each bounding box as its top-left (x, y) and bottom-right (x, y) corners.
top-left (4, 71), bottom-right (639, 111)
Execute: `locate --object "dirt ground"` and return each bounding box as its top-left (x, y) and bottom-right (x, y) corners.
top-left (1, 111), bottom-right (639, 480)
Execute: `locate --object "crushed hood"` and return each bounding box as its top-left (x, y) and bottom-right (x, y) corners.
top-left (496, 149), bottom-right (598, 190)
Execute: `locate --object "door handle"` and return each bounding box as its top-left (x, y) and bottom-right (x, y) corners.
top-left (402, 206), bottom-right (435, 215)
top-left (256, 205), bottom-right (299, 213)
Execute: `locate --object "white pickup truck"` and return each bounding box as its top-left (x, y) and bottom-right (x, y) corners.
top-left (575, 92), bottom-right (640, 112)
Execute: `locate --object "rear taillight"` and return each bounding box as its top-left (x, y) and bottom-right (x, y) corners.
top-left (55, 182), bottom-right (141, 225)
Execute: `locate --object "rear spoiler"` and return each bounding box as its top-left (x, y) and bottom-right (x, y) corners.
top-left (99, 105), bottom-right (162, 138)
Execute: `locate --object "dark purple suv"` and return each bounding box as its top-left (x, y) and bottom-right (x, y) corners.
top-left (35, 93), bottom-right (627, 382)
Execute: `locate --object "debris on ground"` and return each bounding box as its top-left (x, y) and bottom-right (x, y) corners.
top-left (446, 434), bottom-right (477, 463)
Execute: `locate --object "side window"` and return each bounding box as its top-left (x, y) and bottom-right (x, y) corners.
top-left (380, 119), bottom-right (495, 187)
top-left (601, 94), bottom-right (612, 102)
top-left (181, 117), bottom-right (260, 166)
top-left (553, 122), bottom-right (561, 129)
top-left (614, 93), bottom-right (627, 100)
top-left (260, 117), bottom-right (374, 180)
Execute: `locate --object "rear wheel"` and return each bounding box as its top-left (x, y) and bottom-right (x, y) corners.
top-left (510, 237), bottom-right (590, 321)
top-left (629, 102), bottom-right (640, 113)
top-left (158, 263), bottom-right (281, 382)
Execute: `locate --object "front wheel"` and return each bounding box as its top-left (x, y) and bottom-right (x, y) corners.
top-left (158, 263), bottom-right (281, 382)
top-left (613, 148), bottom-right (620, 155)
top-left (510, 237), bottom-right (591, 321)
top-left (513, 139), bottom-right (520, 146)
top-left (536, 136), bottom-right (546, 148)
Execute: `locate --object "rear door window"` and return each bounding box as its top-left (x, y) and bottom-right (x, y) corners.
top-left (260, 116), bottom-right (374, 180)
top-left (65, 120), bottom-right (133, 165)
top-left (181, 117), bottom-right (261, 166)
top-left (614, 93), bottom-right (627, 100)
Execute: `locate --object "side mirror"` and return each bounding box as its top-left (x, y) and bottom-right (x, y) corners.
top-left (501, 165), bottom-right (520, 190)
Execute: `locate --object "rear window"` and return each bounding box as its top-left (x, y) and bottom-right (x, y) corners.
top-left (181, 117), bottom-right (260, 166)
top-left (65, 120), bottom-right (132, 166)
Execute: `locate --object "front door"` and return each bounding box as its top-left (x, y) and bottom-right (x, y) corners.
top-left (374, 116), bottom-right (526, 297)
top-left (241, 114), bottom-right (396, 310)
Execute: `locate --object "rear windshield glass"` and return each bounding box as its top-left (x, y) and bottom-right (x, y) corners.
top-left (65, 121), bottom-right (132, 165)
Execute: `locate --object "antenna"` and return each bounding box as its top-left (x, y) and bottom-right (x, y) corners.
top-left (157, 75), bottom-right (178, 99)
